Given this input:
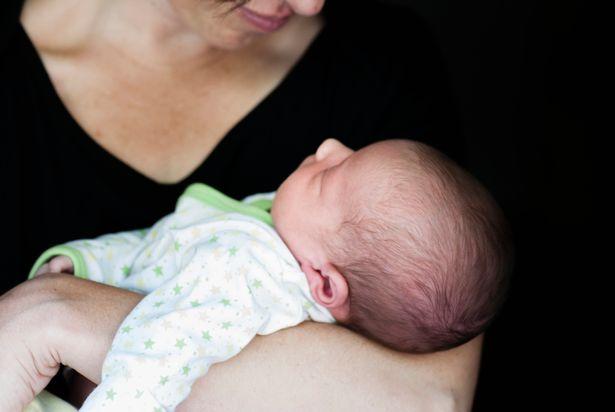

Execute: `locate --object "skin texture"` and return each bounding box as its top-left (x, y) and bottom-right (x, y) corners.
top-left (12, 0), bottom-right (484, 409)
top-left (179, 323), bottom-right (482, 411)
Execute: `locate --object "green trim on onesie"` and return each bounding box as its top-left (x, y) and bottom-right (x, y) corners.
top-left (28, 245), bottom-right (89, 280)
top-left (24, 390), bottom-right (77, 412)
top-left (245, 197), bottom-right (274, 212)
top-left (27, 184), bottom-right (274, 281)
top-left (180, 183), bottom-right (274, 227)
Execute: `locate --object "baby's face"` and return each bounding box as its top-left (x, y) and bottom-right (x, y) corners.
top-left (272, 138), bottom-right (387, 267)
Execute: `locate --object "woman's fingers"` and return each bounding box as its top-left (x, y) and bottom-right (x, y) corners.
top-left (0, 281), bottom-right (65, 410)
top-left (35, 275), bottom-right (144, 383)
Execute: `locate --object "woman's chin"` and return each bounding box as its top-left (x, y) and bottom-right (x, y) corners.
top-left (204, 31), bottom-right (256, 51)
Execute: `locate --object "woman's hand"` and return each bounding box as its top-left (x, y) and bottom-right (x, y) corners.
top-left (0, 274), bottom-right (143, 410)
top-left (0, 276), bottom-right (66, 410)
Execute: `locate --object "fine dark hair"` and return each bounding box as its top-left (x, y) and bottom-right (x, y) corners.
top-left (323, 140), bottom-right (514, 353)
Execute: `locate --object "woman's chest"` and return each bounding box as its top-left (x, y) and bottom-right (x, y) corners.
top-left (42, 53), bottom-right (289, 184)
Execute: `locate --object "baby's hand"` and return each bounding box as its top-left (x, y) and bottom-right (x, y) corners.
top-left (34, 256), bottom-right (74, 277)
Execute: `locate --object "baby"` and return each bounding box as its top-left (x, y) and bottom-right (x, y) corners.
top-left (30, 138), bottom-right (513, 411)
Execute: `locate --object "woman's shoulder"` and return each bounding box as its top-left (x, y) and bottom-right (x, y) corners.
top-left (318, 0), bottom-right (445, 99)
top-left (323, 0), bottom-right (436, 62)
top-left (314, 1), bottom-right (459, 157)
top-left (0, 0), bottom-right (24, 51)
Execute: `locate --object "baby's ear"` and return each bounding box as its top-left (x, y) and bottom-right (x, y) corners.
top-left (301, 261), bottom-right (350, 321)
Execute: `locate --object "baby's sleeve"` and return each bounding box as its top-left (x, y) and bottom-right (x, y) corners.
top-left (78, 232), bottom-right (275, 411)
top-left (27, 228), bottom-right (148, 285)
top-left (27, 206), bottom-right (187, 287)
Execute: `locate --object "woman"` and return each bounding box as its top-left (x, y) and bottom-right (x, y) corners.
top-left (1, 0), bottom-right (481, 409)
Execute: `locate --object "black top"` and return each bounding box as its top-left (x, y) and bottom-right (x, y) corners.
top-left (1, 0), bottom-right (461, 293)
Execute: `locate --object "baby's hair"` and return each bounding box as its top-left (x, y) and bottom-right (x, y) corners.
top-left (323, 140), bottom-right (514, 353)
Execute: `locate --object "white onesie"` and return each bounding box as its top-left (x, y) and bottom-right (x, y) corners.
top-left (29, 183), bottom-right (336, 411)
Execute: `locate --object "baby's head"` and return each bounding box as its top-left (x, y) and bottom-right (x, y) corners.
top-left (271, 138), bottom-right (514, 353)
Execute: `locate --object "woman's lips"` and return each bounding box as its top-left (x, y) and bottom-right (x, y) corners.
top-left (239, 7), bottom-right (292, 33)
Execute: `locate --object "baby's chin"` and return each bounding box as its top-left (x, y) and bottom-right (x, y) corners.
top-left (270, 179), bottom-right (292, 227)
top-left (270, 197), bottom-right (292, 243)
top-left (270, 194), bottom-right (282, 227)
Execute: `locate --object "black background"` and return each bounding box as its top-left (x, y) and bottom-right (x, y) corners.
top-left (383, 0), bottom-right (590, 410)
top-left (3, 0), bottom-right (591, 408)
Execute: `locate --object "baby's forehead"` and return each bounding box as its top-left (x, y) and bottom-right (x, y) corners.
top-left (356, 140), bottom-right (416, 165)
top-left (351, 141), bottom-right (417, 178)
top-left (352, 142), bottom-right (393, 167)
top-left (348, 141), bottom-right (439, 200)
top-left (343, 147), bottom-right (406, 198)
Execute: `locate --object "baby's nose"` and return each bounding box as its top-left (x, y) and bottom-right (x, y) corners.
top-left (286, 0), bottom-right (325, 16)
top-left (315, 138), bottom-right (345, 162)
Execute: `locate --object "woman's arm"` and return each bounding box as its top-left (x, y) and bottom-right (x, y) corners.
top-left (8, 274), bottom-right (481, 411)
top-left (179, 325), bottom-right (482, 411)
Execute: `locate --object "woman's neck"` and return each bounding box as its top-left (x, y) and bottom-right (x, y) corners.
top-left (21, 0), bottom-right (315, 75)
top-left (95, 0), bottom-right (228, 69)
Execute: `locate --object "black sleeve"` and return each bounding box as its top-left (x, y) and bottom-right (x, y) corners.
top-left (368, 2), bottom-right (464, 162)
top-left (322, 0), bottom-right (464, 162)
top-left (1, 0), bottom-right (24, 53)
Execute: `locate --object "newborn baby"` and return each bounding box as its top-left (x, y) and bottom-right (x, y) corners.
top-left (31, 138), bottom-right (513, 411)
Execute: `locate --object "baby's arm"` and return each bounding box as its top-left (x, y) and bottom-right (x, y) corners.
top-left (79, 222), bottom-right (317, 411)
top-left (28, 228), bottom-right (148, 286)
top-left (79, 237), bottom-right (270, 410)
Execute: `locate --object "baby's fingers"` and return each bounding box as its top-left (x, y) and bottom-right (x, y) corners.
top-left (34, 263), bottom-right (50, 277)
top-left (35, 256), bottom-right (74, 277)
top-left (48, 256), bottom-right (74, 274)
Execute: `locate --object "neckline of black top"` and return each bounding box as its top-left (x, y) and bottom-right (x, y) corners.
top-left (14, 3), bottom-right (333, 190)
